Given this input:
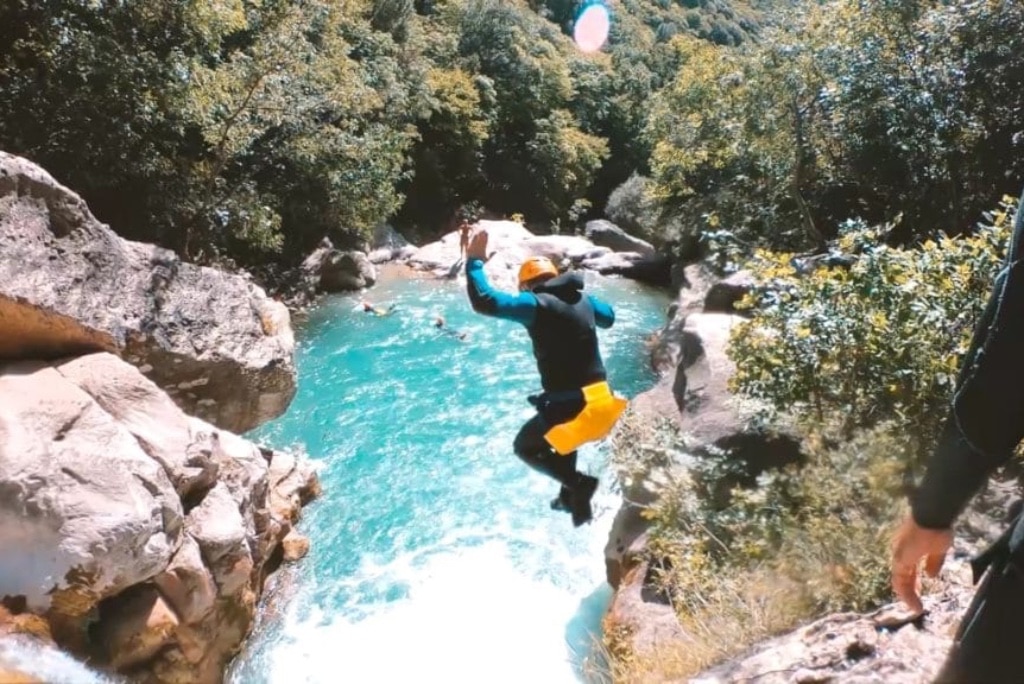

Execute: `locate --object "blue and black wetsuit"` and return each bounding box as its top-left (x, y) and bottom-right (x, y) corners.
top-left (911, 187), bottom-right (1024, 682)
top-left (465, 257), bottom-right (614, 506)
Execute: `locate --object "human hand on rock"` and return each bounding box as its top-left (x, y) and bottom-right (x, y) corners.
top-left (891, 515), bottom-right (953, 615)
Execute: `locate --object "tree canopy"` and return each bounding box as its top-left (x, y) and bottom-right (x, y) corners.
top-left (1, 0), bottom-right (1020, 267)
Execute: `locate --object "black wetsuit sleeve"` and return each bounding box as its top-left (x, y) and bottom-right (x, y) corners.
top-left (912, 187), bottom-right (1024, 529)
top-left (911, 417), bottom-right (1003, 529)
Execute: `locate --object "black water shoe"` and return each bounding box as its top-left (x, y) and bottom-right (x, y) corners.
top-left (570, 475), bottom-right (599, 527)
top-left (550, 486), bottom-right (572, 513)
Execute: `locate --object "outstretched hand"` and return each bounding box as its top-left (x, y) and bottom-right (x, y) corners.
top-left (890, 515), bottom-right (953, 615)
top-left (466, 229), bottom-right (491, 261)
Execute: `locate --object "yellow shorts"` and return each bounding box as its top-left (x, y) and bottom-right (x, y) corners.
top-left (544, 381), bottom-right (628, 455)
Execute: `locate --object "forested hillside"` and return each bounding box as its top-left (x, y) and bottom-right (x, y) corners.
top-left (1, 0), bottom-right (1020, 270)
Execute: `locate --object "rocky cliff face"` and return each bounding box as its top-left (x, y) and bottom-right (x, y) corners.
top-left (0, 152), bottom-right (318, 683)
top-left (0, 352), bottom-right (319, 683)
top-left (0, 152), bottom-right (296, 433)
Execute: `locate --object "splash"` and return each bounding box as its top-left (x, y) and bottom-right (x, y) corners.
top-left (0, 636), bottom-right (119, 683)
top-left (573, 3), bottom-right (610, 54)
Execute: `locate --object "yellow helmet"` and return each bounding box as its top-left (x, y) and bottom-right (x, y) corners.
top-left (518, 256), bottom-right (559, 287)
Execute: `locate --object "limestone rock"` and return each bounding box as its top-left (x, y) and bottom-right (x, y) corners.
top-left (94, 585), bottom-right (180, 670)
top-left (622, 312), bottom-right (804, 595)
top-left (604, 507), bottom-right (652, 590)
top-left (299, 239), bottom-right (378, 292)
top-left (371, 223), bottom-right (410, 250)
top-left (0, 359), bottom-right (181, 614)
top-left (693, 556), bottom-right (976, 684)
top-left (0, 152), bottom-right (296, 433)
top-left (584, 219), bottom-right (656, 257)
top-left (649, 262), bottom-right (716, 376)
top-left (406, 218), bottom-right (671, 286)
top-left (673, 262), bottom-right (717, 318)
top-left (187, 483), bottom-right (250, 593)
top-left (281, 530), bottom-right (310, 562)
top-left (367, 224), bottom-right (417, 264)
top-left (521, 235), bottom-right (602, 267)
top-left (0, 608), bottom-right (51, 643)
top-left (633, 313), bottom-right (747, 434)
top-left (298, 237), bottom-right (334, 279)
top-left (319, 250), bottom-right (377, 292)
top-left (406, 219), bottom-right (532, 275)
top-left (703, 269), bottom-right (755, 314)
top-left (648, 313), bottom-right (803, 485)
top-left (0, 352), bottom-right (320, 683)
top-left (55, 353), bottom-right (219, 499)
top-left (368, 244), bottom-right (418, 264)
top-left (267, 448), bottom-right (321, 526)
top-left (153, 536), bottom-right (219, 625)
top-left (670, 313), bottom-right (747, 441)
top-left (579, 251), bottom-right (672, 286)
top-left (603, 560), bottom-right (687, 660)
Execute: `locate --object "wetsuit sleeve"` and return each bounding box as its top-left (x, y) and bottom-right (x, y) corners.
top-left (589, 295), bottom-right (615, 329)
top-left (910, 417), bottom-right (1003, 529)
top-left (911, 186), bottom-right (1024, 530)
top-left (465, 258), bottom-right (537, 326)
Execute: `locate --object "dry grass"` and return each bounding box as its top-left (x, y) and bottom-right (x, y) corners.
top-left (602, 418), bottom-right (911, 682)
top-left (592, 570), bottom-right (809, 683)
top-left (583, 625), bottom-right (697, 684)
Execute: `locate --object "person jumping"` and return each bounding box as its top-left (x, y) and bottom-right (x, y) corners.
top-left (464, 228), bottom-right (627, 526)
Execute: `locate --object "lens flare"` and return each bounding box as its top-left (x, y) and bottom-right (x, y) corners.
top-left (573, 3), bottom-right (610, 54)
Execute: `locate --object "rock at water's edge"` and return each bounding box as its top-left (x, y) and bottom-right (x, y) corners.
top-left (0, 151), bottom-right (296, 433)
top-left (0, 352), bottom-right (320, 683)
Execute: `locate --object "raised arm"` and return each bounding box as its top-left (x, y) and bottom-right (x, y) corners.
top-left (589, 294), bottom-right (615, 328)
top-left (465, 258), bottom-right (537, 325)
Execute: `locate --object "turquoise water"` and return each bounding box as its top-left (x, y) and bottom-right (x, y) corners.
top-left (228, 269), bottom-right (669, 684)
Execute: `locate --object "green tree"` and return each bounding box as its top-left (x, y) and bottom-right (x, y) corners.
top-left (0, 0), bottom-right (419, 263)
top-left (644, 0), bottom-right (1024, 256)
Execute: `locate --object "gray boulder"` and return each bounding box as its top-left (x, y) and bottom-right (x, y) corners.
top-left (704, 269), bottom-right (755, 313)
top-left (0, 359), bottom-right (182, 614)
top-left (319, 250), bottom-right (377, 292)
top-left (579, 250), bottom-right (672, 286)
top-left (0, 152), bottom-right (296, 433)
top-left (0, 352), bottom-right (320, 683)
top-left (368, 224), bottom-right (417, 264)
top-left (371, 222), bottom-right (409, 249)
top-left (300, 240), bottom-right (378, 292)
top-left (584, 219), bottom-right (656, 257)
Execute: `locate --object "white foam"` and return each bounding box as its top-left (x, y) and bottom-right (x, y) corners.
top-left (0, 636), bottom-right (119, 684)
top-left (268, 542), bottom-right (603, 684)
top-left (245, 473), bottom-right (618, 684)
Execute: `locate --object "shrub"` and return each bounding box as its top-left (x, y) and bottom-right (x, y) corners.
top-left (728, 198), bottom-right (1018, 463)
top-left (607, 411), bottom-right (918, 680)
